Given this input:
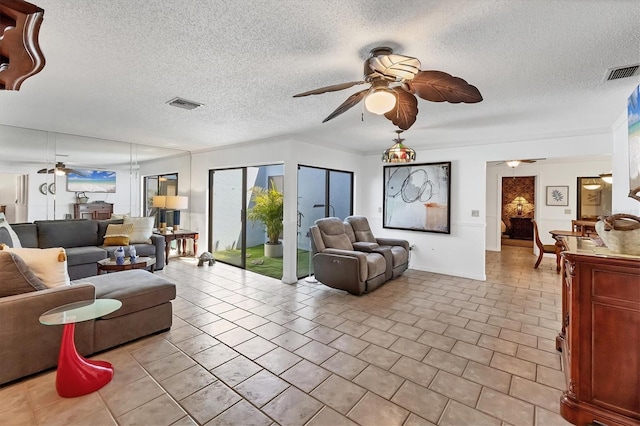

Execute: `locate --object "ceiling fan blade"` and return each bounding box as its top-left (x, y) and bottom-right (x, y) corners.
top-left (293, 81), bottom-right (366, 97)
top-left (37, 168), bottom-right (48, 174)
top-left (368, 54), bottom-right (421, 81)
top-left (322, 89), bottom-right (369, 123)
top-left (406, 71), bottom-right (483, 103)
top-left (384, 88), bottom-right (418, 130)
top-left (67, 168), bottom-right (88, 176)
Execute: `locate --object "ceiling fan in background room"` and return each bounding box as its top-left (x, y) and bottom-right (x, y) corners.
top-left (498, 159), bottom-right (546, 168)
top-left (293, 46), bottom-right (483, 130)
top-left (37, 162), bottom-right (87, 176)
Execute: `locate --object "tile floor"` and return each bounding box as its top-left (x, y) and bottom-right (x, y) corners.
top-left (0, 247), bottom-right (573, 426)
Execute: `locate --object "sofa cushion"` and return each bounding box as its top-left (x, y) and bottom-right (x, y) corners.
top-left (0, 252), bottom-right (47, 296)
top-left (11, 223), bottom-right (38, 248)
top-left (82, 270), bottom-right (176, 319)
top-left (365, 252), bottom-right (387, 280)
top-left (124, 217), bottom-right (154, 244)
top-left (36, 220), bottom-right (99, 248)
top-left (65, 246), bottom-right (108, 266)
top-left (0, 246), bottom-right (70, 288)
top-left (345, 216), bottom-right (377, 243)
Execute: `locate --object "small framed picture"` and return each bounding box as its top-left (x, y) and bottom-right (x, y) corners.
top-left (546, 186), bottom-right (569, 206)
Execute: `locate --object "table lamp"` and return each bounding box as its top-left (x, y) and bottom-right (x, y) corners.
top-left (152, 196), bottom-right (167, 231)
top-left (166, 196), bottom-right (188, 231)
top-left (513, 196), bottom-right (528, 216)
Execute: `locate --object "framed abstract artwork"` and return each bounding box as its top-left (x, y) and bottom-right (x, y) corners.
top-left (546, 186), bottom-right (569, 206)
top-left (383, 162), bottom-right (451, 233)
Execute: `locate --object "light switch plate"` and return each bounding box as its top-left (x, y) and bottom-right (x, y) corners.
top-left (471, 210), bottom-right (479, 217)
top-left (564, 209), bottom-right (571, 214)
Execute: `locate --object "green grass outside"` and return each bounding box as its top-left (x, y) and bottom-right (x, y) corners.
top-left (213, 244), bottom-right (311, 280)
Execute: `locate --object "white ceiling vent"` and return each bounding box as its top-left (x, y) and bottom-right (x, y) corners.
top-left (166, 97), bottom-right (203, 110)
top-left (604, 64), bottom-right (639, 81)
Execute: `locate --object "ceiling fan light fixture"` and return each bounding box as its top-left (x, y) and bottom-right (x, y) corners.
top-left (583, 178), bottom-right (602, 190)
top-left (365, 88), bottom-right (396, 115)
top-left (54, 168), bottom-right (66, 176)
top-left (382, 130), bottom-right (415, 163)
top-left (506, 160), bottom-right (521, 168)
top-left (599, 172), bottom-right (613, 184)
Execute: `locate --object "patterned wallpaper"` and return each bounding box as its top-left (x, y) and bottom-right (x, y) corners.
top-left (501, 176), bottom-right (535, 232)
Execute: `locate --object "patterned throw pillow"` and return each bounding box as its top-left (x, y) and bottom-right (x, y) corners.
top-left (123, 217), bottom-right (155, 244)
top-left (0, 245), bottom-right (70, 288)
top-left (103, 223), bottom-right (134, 246)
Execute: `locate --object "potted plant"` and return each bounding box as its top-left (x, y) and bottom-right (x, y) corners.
top-left (247, 184), bottom-right (284, 258)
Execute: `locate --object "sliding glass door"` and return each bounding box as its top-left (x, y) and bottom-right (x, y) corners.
top-left (296, 165), bottom-right (353, 278)
top-left (210, 168), bottom-right (245, 268)
top-left (210, 164), bottom-right (284, 278)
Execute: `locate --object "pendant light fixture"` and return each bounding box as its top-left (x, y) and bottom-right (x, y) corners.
top-left (382, 130), bottom-right (416, 163)
top-left (582, 178), bottom-right (602, 190)
top-left (599, 172), bottom-right (613, 184)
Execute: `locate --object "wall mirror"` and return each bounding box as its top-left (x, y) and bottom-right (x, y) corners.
top-left (576, 176), bottom-right (612, 220)
top-left (144, 173), bottom-right (178, 227)
top-left (0, 125), bottom-right (186, 223)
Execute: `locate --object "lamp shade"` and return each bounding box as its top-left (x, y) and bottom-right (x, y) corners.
top-left (382, 142), bottom-right (416, 163)
top-left (152, 195), bottom-right (166, 208)
top-left (382, 130), bottom-right (416, 163)
top-left (506, 160), bottom-right (521, 168)
top-left (165, 196), bottom-right (188, 210)
top-left (365, 89), bottom-right (396, 115)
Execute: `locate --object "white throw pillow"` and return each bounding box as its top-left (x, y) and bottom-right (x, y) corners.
top-left (0, 246), bottom-right (70, 288)
top-left (123, 216), bottom-right (155, 244)
top-left (0, 213), bottom-right (22, 248)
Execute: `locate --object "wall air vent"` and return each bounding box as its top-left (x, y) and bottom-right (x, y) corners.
top-left (604, 65), bottom-right (639, 81)
top-left (166, 97), bottom-right (203, 110)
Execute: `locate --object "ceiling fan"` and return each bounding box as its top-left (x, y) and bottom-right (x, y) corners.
top-left (293, 46), bottom-right (483, 130)
top-left (498, 159), bottom-right (546, 168)
top-left (37, 162), bottom-right (87, 176)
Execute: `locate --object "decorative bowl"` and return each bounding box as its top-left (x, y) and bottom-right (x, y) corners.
top-left (595, 214), bottom-right (640, 256)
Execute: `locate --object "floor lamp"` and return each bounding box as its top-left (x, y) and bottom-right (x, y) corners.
top-left (304, 232), bottom-right (317, 283)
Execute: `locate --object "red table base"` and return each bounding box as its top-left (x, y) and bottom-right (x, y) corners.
top-left (56, 323), bottom-right (114, 398)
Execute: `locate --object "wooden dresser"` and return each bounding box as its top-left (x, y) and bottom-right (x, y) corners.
top-left (556, 237), bottom-right (640, 426)
top-left (510, 216), bottom-right (533, 240)
top-left (73, 202), bottom-right (113, 220)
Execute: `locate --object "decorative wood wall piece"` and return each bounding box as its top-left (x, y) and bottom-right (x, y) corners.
top-left (501, 176), bottom-right (535, 231)
top-left (0, 0), bottom-right (45, 90)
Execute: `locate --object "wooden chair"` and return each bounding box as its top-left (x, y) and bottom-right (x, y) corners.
top-left (532, 219), bottom-right (556, 269)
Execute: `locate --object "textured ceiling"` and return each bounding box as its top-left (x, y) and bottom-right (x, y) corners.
top-left (1, 0), bottom-right (639, 159)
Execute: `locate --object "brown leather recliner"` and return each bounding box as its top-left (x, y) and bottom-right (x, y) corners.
top-left (309, 217), bottom-right (387, 295)
top-left (344, 216), bottom-right (410, 279)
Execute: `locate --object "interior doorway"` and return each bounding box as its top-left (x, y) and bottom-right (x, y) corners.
top-left (0, 173), bottom-right (28, 223)
top-left (500, 176), bottom-right (535, 248)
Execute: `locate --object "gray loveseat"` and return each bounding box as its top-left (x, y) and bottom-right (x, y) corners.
top-left (0, 219), bottom-right (165, 279)
top-left (309, 217), bottom-right (409, 295)
top-left (0, 251), bottom-right (176, 386)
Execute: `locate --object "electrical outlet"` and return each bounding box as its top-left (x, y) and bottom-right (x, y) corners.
top-left (378, 207), bottom-right (382, 213)
top-left (471, 210), bottom-right (479, 217)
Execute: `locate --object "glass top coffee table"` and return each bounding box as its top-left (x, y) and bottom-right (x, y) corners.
top-left (97, 256), bottom-right (155, 274)
top-left (40, 299), bottom-right (122, 397)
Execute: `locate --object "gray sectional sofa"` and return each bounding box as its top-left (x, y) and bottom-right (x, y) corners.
top-left (0, 265), bottom-right (176, 385)
top-left (0, 219), bottom-right (165, 279)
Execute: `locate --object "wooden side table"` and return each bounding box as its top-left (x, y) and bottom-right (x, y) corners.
top-left (154, 230), bottom-right (198, 264)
